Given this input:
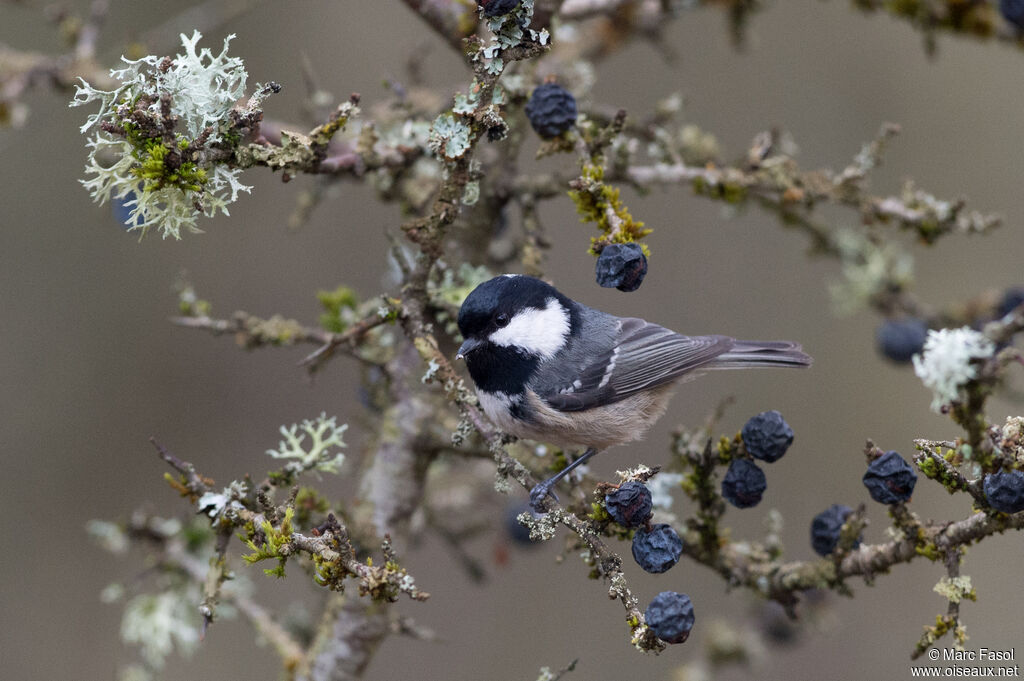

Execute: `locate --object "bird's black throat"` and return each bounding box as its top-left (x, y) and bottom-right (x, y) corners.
top-left (464, 343), bottom-right (539, 395)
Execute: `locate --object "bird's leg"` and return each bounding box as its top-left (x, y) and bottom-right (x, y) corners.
top-left (529, 448), bottom-right (599, 512)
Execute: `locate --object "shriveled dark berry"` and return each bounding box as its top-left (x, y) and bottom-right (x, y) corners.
top-left (741, 410), bottom-right (793, 462)
top-left (504, 502), bottom-right (540, 545)
top-left (595, 242), bottom-right (648, 292)
top-left (631, 523), bottom-right (683, 573)
top-left (998, 287), bottom-right (1024, 318)
top-left (862, 450), bottom-right (917, 504)
top-left (983, 468), bottom-right (1024, 513)
top-left (478, 0), bottom-right (520, 17)
top-left (1000, 0), bottom-right (1024, 30)
top-left (644, 591), bottom-right (695, 644)
top-left (605, 481), bottom-right (653, 528)
top-left (524, 82), bottom-right (577, 139)
top-left (810, 504), bottom-right (859, 556)
top-left (486, 122), bottom-right (507, 142)
top-left (876, 318), bottom-right (928, 363)
top-left (721, 458), bottom-right (766, 508)
top-left (758, 602), bottom-right (799, 645)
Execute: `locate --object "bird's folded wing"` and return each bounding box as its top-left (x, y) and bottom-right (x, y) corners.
top-left (541, 319), bottom-right (732, 412)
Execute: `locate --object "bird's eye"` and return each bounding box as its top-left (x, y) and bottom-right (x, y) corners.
top-left (495, 313), bottom-right (510, 328)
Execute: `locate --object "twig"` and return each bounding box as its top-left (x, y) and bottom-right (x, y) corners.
top-left (560, 0), bottom-right (633, 20)
top-left (400, 0), bottom-right (476, 54)
top-left (170, 309), bottom-right (392, 372)
top-left (167, 538), bottom-right (305, 666)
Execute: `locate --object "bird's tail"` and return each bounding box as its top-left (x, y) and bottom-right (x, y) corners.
top-left (710, 339), bottom-right (812, 369)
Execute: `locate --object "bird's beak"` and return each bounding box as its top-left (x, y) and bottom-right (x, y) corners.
top-left (456, 337), bottom-right (484, 360)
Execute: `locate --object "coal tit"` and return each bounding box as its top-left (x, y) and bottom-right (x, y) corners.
top-left (456, 274), bottom-right (811, 510)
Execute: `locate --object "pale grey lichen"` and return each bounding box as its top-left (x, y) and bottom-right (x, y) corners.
top-left (120, 589), bottom-right (200, 668)
top-left (518, 508), bottom-right (558, 541)
top-left (70, 31), bottom-right (257, 239)
top-left (933, 575), bottom-right (975, 604)
top-left (912, 327), bottom-right (994, 412)
top-left (452, 92), bottom-right (476, 115)
top-left (462, 180), bottom-right (480, 206)
top-left (647, 472), bottom-right (685, 510)
top-left (198, 479), bottom-right (248, 520)
top-left (266, 413), bottom-right (348, 475)
top-left (72, 31), bottom-right (247, 139)
top-left (101, 583), bottom-right (126, 603)
top-left (422, 358), bottom-right (441, 384)
top-left (428, 113), bottom-right (473, 159)
top-left (1000, 416), bottom-right (1024, 464)
top-left (829, 228), bottom-right (914, 315)
top-left (118, 665), bottom-right (154, 681)
top-left (86, 519), bottom-right (129, 554)
top-left (477, 0), bottom-right (537, 68)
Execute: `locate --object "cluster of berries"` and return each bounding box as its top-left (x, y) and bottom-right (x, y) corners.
top-left (602, 409), bottom-right (793, 645)
top-left (810, 450), bottom-right (917, 556)
top-left (876, 286), bottom-right (1023, 364)
top-left (811, 450), bottom-right (1024, 556)
top-left (603, 481), bottom-right (693, 644)
top-left (603, 481), bottom-right (682, 573)
top-left (721, 410), bottom-right (794, 509)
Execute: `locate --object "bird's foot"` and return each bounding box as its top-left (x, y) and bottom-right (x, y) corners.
top-left (529, 482), bottom-right (558, 513)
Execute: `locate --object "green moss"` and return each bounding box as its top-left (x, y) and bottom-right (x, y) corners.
top-left (116, 120), bottom-right (211, 197)
top-left (317, 285), bottom-right (359, 333)
top-left (721, 182), bottom-right (747, 204)
top-left (242, 508), bottom-right (295, 578)
top-left (716, 434), bottom-right (739, 462)
top-left (568, 160), bottom-right (652, 257)
top-left (587, 501), bottom-right (610, 524)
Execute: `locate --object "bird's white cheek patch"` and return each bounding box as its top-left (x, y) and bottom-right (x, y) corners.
top-left (488, 297), bottom-right (569, 360)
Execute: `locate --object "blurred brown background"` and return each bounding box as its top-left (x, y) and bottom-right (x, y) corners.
top-left (2, 1), bottom-right (1023, 680)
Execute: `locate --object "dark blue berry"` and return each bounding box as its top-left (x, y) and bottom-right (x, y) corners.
top-left (998, 287), bottom-right (1024, 318)
top-left (721, 458), bottom-right (766, 508)
top-left (862, 451), bottom-right (917, 504)
top-left (504, 502), bottom-right (540, 545)
top-left (112, 189), bottom-right (144, 230)
top-left (524, 83), bottom-right (578, 139)
top-left (631, 523), bottom-right (683, 573)
top-left (810, 504), bottom-right (859, 556)
top-left (983, 468), bottom-right (1024, 513)
top-left (645, 591), bottom-right (695, 644)
top-left (876, 318), bottom-right (929, 363)
top-left (595, 242), bottom-right (648, 292)
top-left (478, 0), bottom-right (520, 17)
top-left (605, 481), bottom-right (653, 528)
top-left (1000, 0), bottom-right (1024, 30)
top-left (741, 410), bottom-right (793, 462)
top-left (758, 602), bottom-right (799, 644)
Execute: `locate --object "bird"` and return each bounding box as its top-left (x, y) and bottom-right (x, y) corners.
top-left (455, 274), bottom-right (811, 510)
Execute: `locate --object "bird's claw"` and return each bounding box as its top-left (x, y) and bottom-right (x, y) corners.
top-left (529, 482), bottom-right (558, 512)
